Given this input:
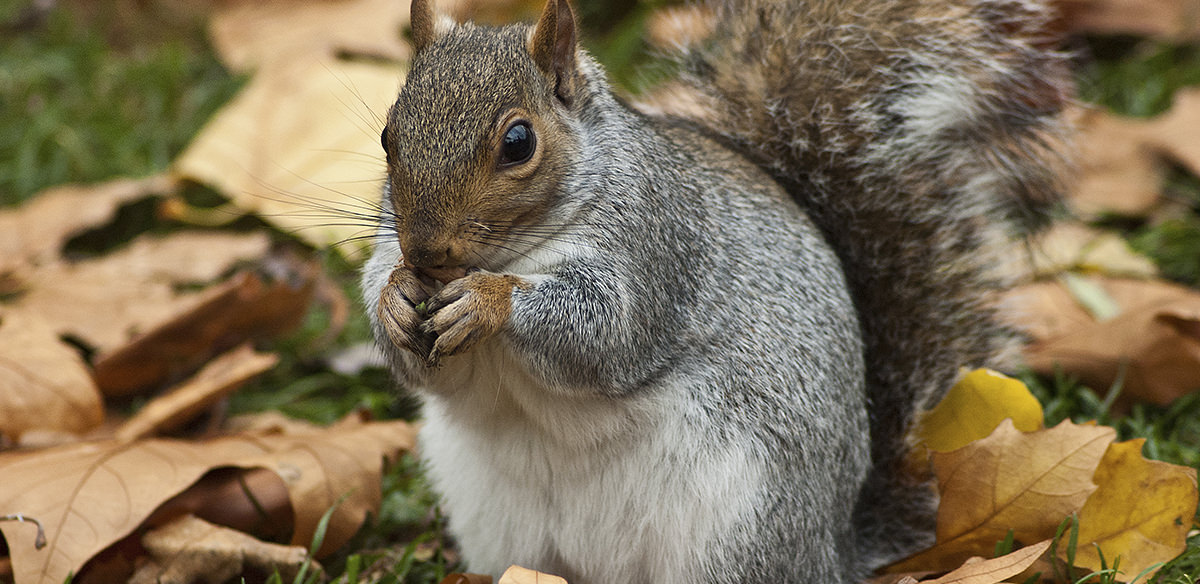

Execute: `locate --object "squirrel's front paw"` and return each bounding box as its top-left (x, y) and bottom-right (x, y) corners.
top-left (422, 271), bottom-right (529, 366)
top-left (377, 267), bottom-right (434, 361)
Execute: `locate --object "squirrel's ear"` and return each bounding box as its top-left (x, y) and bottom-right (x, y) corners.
top-left (410, 0), bottom-right (437, 53)
top-left (530, 0), bottom-right (579, 105)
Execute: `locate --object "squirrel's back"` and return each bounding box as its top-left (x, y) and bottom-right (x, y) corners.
top-left (655, 0), bottom-right (1071, 564)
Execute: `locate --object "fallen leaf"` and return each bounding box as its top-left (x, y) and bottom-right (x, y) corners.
top-left (11, 231), bottom-right (272, 354)
top-left (172, 57), bottom-right (401, 259)
top-left (0, 311), bottom-right (103, 442)
top-left (128, 514), bottom-right (313, 584)
top-left (1011, 276), bottom-right (1200, 407)
top-left (918, 540), bottom-right (1053, 584)
top-left (1144, 87), bottom-right (1200, 178)
top-left (1064, 107), bottom-right (1165, 219)
top-left (498, 565), bottom-right (568, 584)
top-left (256, 415), bottom-right (416, 557)
top-left (915, 369), bottom-right (1044, 454)
top-left (0, 417), bottom-right (416, 584)
top-left (1071, 439), bottom-right (1199, 579)
top-left (441, 0), bottom-right (548, 24)
top-left (208, 0), bottom-right (409, 72)
top-left (1056, 0), bottom-right (1200, 40)
top-left (147, 467), bottom-right (293, 543)
top-left (891, 420), bottom-right (1114, 573)
top-left (0, 176), bottom-right (173, 279)
top-left (1019, 222), bottom-right (1159, 279)
top-left (114, 345), bottom-right (279, 442)
top-left (91, 252), bottom-right (317, 397)
top-left (1066, 92), bottom-right (1200, 220)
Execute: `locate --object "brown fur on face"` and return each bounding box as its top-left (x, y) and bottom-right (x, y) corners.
top-left (381, 1), bottom-right (580, 273)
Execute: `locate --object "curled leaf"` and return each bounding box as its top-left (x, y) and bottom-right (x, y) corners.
top-left (919, 539), bottom-right (1052, 584)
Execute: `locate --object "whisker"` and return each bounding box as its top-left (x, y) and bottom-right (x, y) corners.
top-left (475, 231), bottom-right (607, 253)
top-left (463, 235), bottom-right (549, 268)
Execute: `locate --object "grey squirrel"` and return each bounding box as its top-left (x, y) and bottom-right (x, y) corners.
top-left (360, 0), bottom-right (1070, 581)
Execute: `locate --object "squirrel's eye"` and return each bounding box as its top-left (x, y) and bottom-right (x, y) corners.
top-left (380, 127), bottom-right (390, 159)
top-left (499, 122), bottom-right (536, 167)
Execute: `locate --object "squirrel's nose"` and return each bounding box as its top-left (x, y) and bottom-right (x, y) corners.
top-left (403, 244), bottom-right (453, 269)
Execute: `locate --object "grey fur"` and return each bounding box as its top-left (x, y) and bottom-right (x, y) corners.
top-left (361, 0), bottom-right (1069, 581)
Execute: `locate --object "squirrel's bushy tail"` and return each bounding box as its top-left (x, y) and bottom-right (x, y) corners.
top-left (668, 0), bottom-right (1071, 566)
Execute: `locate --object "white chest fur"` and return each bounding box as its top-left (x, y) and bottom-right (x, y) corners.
top-left (415, 343), bottom-right (763, 584)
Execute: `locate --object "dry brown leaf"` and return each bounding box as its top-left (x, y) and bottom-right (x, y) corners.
top-left (442, 0), bottom-right (548, 24)
top-left (1020, 222), bottom-right (1158, 280)
top-left (1012, 276), bottom-right (1200, 407)
top-left (918, 540), bottom-right (1052, 584)
top-left (1067, 91), bottom-right (1200, 219)
top-left (0, 311), bottom-right (103, 442)
top-left (11, 231), bottom-right (271, 354)
top-left (0, 417), bottom-right (416, 584)
top-left (148, 467), bottom-right (293, 543)
top-left (1145, 87), bottom-right (1200, 178)
top-left (208, 0), bottom-right (409, 73)
top-left (1066, 108), bottom-right (1166, 219)
top-left (890, 420), bottom-right (1114, 573)
top-left (0, 175), bottom-right (173, 279)
top-left (114, 345), bottom-right (279, 442)
top-left (1056, 0), bottom-right (1200, 40)
top-left (1071, 439), bottom-right (1199, 579)
top-left (225, 411), bottom-right (324, 435)
top-left (497, 565), bottom-right (569, 584)
top-left (91, 253), bottom-right (316, 397)
top-left (172, 57), bottom-right (401, 259)
top-left (252, 414), bottom-right (416, 557)
top-left (128, 514), bottom-right (312, 584)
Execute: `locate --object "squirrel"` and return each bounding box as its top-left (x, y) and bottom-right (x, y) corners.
top-left (360, 0), bottom-right (1070, 581)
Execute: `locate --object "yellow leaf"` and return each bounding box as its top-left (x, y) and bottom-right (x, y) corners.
top-left (916, 369), bottom-right (1044, 453)
top-left (1070, 439), bottom-right (1199, 580)
top-left (891, 420), bottom-right (1114, 573)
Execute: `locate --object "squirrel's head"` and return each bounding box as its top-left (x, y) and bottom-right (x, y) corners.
top-left (380, 0), bottom-right (584, 280)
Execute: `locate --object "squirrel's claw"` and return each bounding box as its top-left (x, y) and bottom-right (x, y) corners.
top-left (377, 267), bottom-right (435, 361)
top-left (421, 271), bottom-right (525, 364)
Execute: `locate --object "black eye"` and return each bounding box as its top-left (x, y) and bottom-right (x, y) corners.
top-left (380, 127), bottom-right (390, 160)
top-left (499, 122), bottom-right (536, 166)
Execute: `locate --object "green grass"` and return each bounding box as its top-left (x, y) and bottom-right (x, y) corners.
top-left (0, 0), bottom-right (242, 205)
